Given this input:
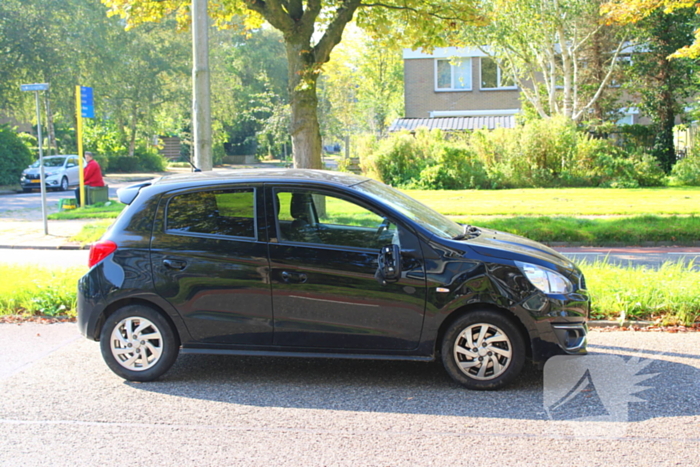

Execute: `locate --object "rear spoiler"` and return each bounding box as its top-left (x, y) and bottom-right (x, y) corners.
top-left (117, 181), bottom-right (153, 205)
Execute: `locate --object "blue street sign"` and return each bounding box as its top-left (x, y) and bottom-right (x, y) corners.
top-left (80, 86), bottom-right (94, 118)
top-left (20, 83), bottom-right (49, 92)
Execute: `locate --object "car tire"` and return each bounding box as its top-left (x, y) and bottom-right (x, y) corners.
top-left (441, 310), bottom-right (526, 390)
top-left (99, 305), bottom-right (179, 382)
top-left (60, 176), bottom-right (69, 191)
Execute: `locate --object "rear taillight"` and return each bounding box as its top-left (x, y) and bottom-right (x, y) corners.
top-left (88, 240), bottom-right (118, 268)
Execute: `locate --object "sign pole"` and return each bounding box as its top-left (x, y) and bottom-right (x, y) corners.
top-left (75, 86), bottom-right (85, 207)
top-left (35, 90), bottom-right (48, 235)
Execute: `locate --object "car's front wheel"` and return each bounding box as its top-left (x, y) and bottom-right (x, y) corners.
top-left (60, 176), bottom-right (69, 191)
top-left (441, 310), bottom-right (525, 390)
top-left (99, 305), bottom-right (179, 382)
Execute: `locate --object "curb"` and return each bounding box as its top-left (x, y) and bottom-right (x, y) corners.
top-left (547, 241), bottom-right (700, 248)
top-left (0, 244), bottom-right (88, 250)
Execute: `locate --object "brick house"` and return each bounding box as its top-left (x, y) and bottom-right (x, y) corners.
top-left (390, 47), bottom-right (643, 132)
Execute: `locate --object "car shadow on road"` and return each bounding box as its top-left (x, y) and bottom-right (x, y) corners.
top-left (129, 349), bottom-right (700, 422)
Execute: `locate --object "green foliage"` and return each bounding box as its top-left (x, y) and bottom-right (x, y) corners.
top-left (670, 153), bottom-right (700, 186)
top-left (582, 260), bottom-right (700, 325)
top-left (0, 125), bottom-right (33, 185)
top-left (83, 119), bottom-right (127, 159)
top-left (459, 215), bottom-right (700, 245)
top-left (361, 119), bottom-right (667, 189)
top-left (108, 144), bottom-right (166, 173)
top-left (0, 265), bottom-right (84, 317)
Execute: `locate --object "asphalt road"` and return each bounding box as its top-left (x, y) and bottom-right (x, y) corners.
top-left (0, 323), bottom-right (698, 466)
top-left (0, 182), bottom-right (128, 218)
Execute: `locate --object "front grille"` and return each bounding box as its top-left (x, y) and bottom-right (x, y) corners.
top-left (579, 274), bottom-right (587, 291)
top-left (26, 174), bottom-right (40, 180)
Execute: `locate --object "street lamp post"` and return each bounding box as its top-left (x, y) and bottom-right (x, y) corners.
top-left (20, 83), bottom-right (50, 235)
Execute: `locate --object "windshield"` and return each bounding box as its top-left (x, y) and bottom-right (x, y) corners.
top-left (30, 157), bottom-right (66, 168)
top-left (353, 179), bottom-right (463, 239)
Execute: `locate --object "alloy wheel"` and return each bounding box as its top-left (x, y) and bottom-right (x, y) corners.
top-left (109, 317), bottom-right (163, 371)
top-left (452, 323), bottom-right (513, 380)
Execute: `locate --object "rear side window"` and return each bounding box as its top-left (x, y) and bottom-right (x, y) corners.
top-left (166, 188), bottom-right (256, 239)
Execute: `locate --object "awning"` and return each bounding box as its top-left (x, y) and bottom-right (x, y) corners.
top-left (388, 116), bottom-right (516, 132)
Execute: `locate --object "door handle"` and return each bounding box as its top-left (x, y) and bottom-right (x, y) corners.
top-left (281, 271), bottom-right (308, 284)
top-left (163, 259), bottom-right (187, 270)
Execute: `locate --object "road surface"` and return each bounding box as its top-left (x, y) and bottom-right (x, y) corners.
top-left (0, 322), bottom-right (698, 466)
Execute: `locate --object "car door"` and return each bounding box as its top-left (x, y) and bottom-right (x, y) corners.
top-left (267, 186), bottom-right (427, 351)
top-left (150, 185), bottom-right (273, 345)
top-left (66, 157), bottom-right (79, 186)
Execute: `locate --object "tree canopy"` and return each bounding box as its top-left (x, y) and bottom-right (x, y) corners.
top-left (101, 0), bottom-right (483, 168)
top-left (602, 0), bottom-right (700, 58)
top-left (456, 0), bottom-right (629, 122)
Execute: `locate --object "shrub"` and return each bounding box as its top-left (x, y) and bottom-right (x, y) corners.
top-left (670, 154), bottom-right (700, 186)
top-left (0, 125), bottom-right (33, 185)
top-left (416, 144), bottom-right (489, 189)
top-left (362, 131), bottom-right (427, 186)
top-left (108, 144), bottom-right (166, 173)
top-left (357, 118), bottom-right (670, 189)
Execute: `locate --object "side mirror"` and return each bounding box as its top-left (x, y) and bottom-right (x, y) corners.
top-left (375, 244), bottom-right (401, 285)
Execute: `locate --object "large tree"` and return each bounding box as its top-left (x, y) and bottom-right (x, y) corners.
top-left (0, 0), bottom-right (192, 156)
top-left (457, 0), bottom-right (629, 122)
top-left (101, 0), bottom-right (482, 168)
top-left (622, 8), bottom-right (698, 171)
top-left (602, 0), bottom-right (700, 58)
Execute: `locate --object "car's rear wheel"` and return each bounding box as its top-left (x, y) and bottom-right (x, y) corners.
top-left (60, 176), bottom-right (69, 191)
top-left (441, 310), bottom-right (525, 390)
top-left (99, 305), bottom-right (179, 382)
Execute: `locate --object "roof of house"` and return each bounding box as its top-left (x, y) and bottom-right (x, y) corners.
top-left (388, 116), bottom-right (516, 132)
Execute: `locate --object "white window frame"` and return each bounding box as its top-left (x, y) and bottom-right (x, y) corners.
top-left (479, 58), bottom-right (517, 90)
top-left (435, 58), bottom-right (472, 92)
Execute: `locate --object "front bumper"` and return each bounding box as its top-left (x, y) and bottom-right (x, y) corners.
top-left (20, 176), bottom-right (62, 189)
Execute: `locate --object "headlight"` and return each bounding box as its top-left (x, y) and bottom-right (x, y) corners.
top-left (516, 262), bottom-right (573, 294)
top-left (45, 171), bottom-right (58, 177)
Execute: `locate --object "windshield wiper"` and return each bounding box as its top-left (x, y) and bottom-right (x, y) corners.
top-left (452, 224), bottom-right (481, 241)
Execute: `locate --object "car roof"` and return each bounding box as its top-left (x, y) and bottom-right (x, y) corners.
top-left (152, 168), bottom-right (371, 188)
top-left (119, 169), bottom-right (373, 205)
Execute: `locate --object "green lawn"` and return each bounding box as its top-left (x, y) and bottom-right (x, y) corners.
top-left (65, 187), bottom-right (700, 245)
top-left (406, 187), bottom-right (700, 216)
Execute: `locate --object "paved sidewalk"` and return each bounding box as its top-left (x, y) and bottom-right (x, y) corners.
top-left (0, 219), bottom-right (92, 249)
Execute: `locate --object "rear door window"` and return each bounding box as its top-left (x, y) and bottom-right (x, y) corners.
top-left (166, 188), bottom-right (256, 239)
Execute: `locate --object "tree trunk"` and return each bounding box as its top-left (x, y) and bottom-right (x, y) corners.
top-left (128, 108), bottom-right (137, 157)
top-left (653, 53), bottom-right (677, 173)
top-left (286, 41), bottom-right (323, 170)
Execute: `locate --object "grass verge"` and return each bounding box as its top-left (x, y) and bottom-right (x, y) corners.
top-left (455, 215), bottom-right (700, 245)
top-left (1, 261), bottom-right (697, 325)
top-left (0, 265), bottom-right (85, 318)
top-left (582, 260), bottom-right (700, 325)
top-left (48, 201), bottom-right (125, 220)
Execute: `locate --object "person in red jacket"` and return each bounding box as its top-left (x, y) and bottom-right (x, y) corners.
top-left (75, 151), bottom-right (105, 204)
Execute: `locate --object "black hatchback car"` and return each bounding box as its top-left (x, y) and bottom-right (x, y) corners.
top-left (78, 169), bottom-right (589, 390)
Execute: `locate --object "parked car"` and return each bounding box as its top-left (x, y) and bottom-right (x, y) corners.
top-left (20, 155), bottom-right (80, 192)
top-left (77, 169), bottom-right (589, 390)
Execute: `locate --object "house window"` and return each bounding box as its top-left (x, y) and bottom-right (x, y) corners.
top-left (480, 58), bottom-right (515, 89)
top-left (436, 58), bottom-right (472, 91)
